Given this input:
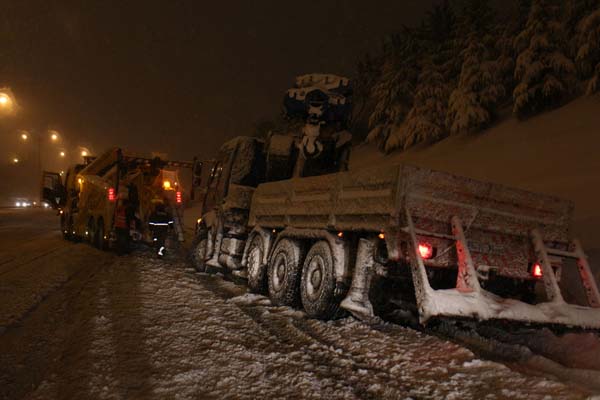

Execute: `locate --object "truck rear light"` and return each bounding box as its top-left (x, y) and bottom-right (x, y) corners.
top-left (532, 263), bottom-right (543, 278)
top-left (176, 191), bottom-right (182, 204)
top-left (108, 187), bottom-right (116, 202)
top-left (418, 242), bottom-right (434, 259)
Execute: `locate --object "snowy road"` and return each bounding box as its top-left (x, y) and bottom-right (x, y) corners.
top-left (0, 208), bottom-right (597, 399)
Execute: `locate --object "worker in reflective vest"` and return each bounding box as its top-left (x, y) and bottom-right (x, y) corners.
top-left (114, 199), bottom-right (130, 255)
top-left (148, 202), bottom-right (173, 257)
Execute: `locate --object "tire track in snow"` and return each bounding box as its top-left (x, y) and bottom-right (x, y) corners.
top-left (193, 271), bottom-right (586, 399)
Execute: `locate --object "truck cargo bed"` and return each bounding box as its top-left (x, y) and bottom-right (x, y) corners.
top-left (249, 163), bottom-right (572, 242)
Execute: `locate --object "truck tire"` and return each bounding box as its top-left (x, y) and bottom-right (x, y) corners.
top-left (301, 241), bottom-right (338, 319)
top-left (268, 238), bottom-right (304, 306)
top-left (61, 214), bottom-right (70, 240)
top-left (191, 234), bottom-right (208, 272)
top-left (88, 217), bottom-right (96, 245)
top-left (247, 235), bottom-right (267, 294)
top-left (95, 218), bottom-right (108, 250)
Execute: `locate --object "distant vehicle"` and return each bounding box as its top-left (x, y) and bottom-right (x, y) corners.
top-left (189, 73), bottom-right (600, 331)
top-left (14, 198), bottom-right (32, 208)
top-left (41, 147), bottom-right (193, 253)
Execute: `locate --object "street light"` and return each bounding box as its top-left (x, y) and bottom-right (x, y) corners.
top-left (0, 88), bottom-right (17, 115)
top-left (0, 93), bottom-right (11, 107)
top-left (60, 151), bottom-right (65, 157)
top-left (12, 157), bottom-right (19, 164)
top-left (49, 130), bottom-right (59, 141)
top-left (21, 132), bottom-right (28, 141)
top-left (81, 150), bottom-right (88, 157)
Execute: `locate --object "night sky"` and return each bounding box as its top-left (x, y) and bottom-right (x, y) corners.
top-left (1, 0), bottom-right (439, 199)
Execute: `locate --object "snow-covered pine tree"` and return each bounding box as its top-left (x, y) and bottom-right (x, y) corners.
top-left (513, 0), bottom-right (576, 117)
top-left (575, 4), bottom-right (600, 93)
top-left (382, 2), bottom-right (457, 152)
top-left (388, 62), bottom-right (450, 151)
top-left (446, 0), bottom-right (505, 134)
top-left (566, 0), bottom-right (598, 59)
top-left (366, 32), bottom-right (420, 150)
top-left (495, 27), bottom-right (517, 102)
top-left (446, 36), bottom-right (505, 134)
top-left (351, 53), bottom-right (380, 141)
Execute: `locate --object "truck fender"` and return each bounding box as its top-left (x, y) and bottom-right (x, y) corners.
top-left (241, 226), bottom-right (274, 268)
top-left (268, 228), bottom-right (350, 285)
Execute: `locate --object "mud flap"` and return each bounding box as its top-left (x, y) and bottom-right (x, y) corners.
top-left (340, 238), bottom-right (378, 321)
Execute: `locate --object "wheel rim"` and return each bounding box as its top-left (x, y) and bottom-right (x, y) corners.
top-left (89, 221), bottom-right (95, 243)
top-left (97, 224), bottom-right (104, 248)
top-left (305, 255), bottom-right (325, 301)
top-left (195, 240), bottom-right (206, 263)
top-left (272, 253), bottom-right (287, 292)
top-left (248, 245), bottom-right (262, 279)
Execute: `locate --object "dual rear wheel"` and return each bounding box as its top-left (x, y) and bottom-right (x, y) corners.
top-left (265, 238), bottom-right (339, 320)
top-left (192, 230), bottom-right (341, 320)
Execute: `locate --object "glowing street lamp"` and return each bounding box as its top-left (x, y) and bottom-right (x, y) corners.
top-left (0, 93), bottom-right (11, 108)
top-left (12, 157), bottom-right (19, 164)
top-left (21, 132), bottom-right (28, 140)
top-left (49, 130), bottom-right (59, 141)
top-left (0, 89), bottom-right (17, 115)
top-left (60, 151), bottom-right (66, 157)
top-left (81, 150), bottom-right (88, 157)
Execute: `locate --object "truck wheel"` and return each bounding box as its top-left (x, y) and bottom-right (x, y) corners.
top-left (95, 218), bottom-right (108, 250)
top-left (268, 238), bottom-right (304, 306)
top-left (301, 241), bottom-right (338, 319)
top-left (191, 235), bottom-right (207, 272)
top-left (247, 235), bottom-right (267, 294)
top-left (61, 214), bottom-right (70, 240)
top-left (88, 218), bottom-right (96, 245)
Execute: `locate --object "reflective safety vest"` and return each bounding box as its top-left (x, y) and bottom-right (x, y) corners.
top-left (114, 206), bottom-right (128, 229)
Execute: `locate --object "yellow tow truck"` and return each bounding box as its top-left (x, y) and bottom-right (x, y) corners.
top-left (42, 147), bottom-right (193, 252)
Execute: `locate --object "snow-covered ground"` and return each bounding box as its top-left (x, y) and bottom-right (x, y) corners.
top-left (11, 256), bottom-right (591, 399)
top-left (1, 209), bottom-right (597, 399)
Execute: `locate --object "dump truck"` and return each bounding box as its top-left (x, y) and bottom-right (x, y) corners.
top-left (41, 147), bottom-right (192, 251)
top-left (190, 74), bottom-right (600, 330)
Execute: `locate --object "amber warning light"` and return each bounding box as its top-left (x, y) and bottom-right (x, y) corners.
top-left (108, 187), bottom-right (116, 202)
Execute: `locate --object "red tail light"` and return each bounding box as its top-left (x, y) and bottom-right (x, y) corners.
top-left (418, 242), bottom-right (434, 259)
top-left (532, 263), bottom-right (543, 278)
top-left (176, 191), bottom-right (182, 204)
top-left (108, 187), bottom-right (116, 202)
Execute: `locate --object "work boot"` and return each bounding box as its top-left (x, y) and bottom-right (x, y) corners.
top-left (341, 238), bottom-right (376, 320)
